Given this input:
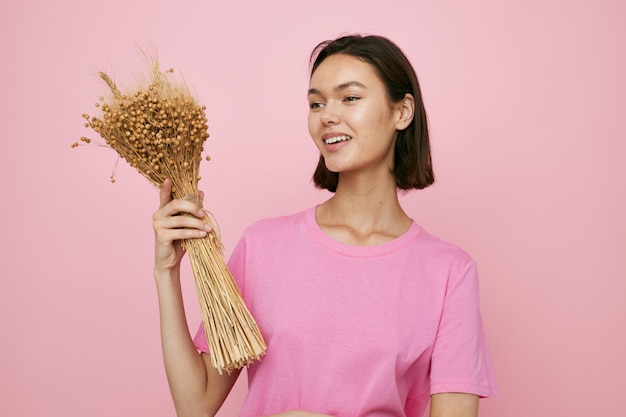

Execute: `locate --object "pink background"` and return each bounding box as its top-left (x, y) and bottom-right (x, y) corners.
top-left (1, 0), bottom-right (624, 416)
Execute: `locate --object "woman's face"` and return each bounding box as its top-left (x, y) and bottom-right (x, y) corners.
top-left (307, 54), bottom-right (408, 179)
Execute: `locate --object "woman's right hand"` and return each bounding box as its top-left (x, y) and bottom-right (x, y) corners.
top-left (152, 179), bottom-right (213, 276)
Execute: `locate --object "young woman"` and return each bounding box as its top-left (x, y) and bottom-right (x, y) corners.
top-left (152, 34), bottom-right (498, 417)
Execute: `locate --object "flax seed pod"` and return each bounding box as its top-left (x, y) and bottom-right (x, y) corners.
top-left (74, 60), bottom-right (266, 373)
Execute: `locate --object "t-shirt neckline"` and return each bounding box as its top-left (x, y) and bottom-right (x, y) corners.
top-left (304, 206), bottom-right (421, 258)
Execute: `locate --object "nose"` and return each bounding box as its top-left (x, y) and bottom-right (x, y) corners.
top-left (320, 103), bottom-right (340, 125)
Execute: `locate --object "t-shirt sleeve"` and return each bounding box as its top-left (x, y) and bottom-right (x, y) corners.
top-left (429, 260), bottom-right (499, 398)
top-left (192, 233), bottom-right (248, 353)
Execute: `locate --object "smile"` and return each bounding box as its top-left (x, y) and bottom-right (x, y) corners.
top-left (324, 135), bottom-right (352, 145)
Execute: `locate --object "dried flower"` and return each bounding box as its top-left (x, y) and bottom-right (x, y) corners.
top-left (74, 59), bottom-right (266, 373)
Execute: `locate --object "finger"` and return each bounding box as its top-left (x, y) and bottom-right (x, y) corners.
top-left (154, 214), bottom-right (213, 233)
top-left (154, 198), bottom-right (205, 220)
top-left (159, 179), bottom-right (173, 209)
top-left (154, 226), bottom-right (209, 246)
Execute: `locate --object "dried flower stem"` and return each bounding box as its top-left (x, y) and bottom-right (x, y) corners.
top-left (75, 60), bottom-right (266, 373)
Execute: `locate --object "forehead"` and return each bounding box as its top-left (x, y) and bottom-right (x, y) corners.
top-left (309, 54), bottom-right (382, 89)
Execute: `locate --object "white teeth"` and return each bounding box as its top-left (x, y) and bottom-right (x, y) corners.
top-left (324, 135), bottom-right (351, 144)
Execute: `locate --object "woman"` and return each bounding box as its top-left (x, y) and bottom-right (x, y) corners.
top-left (152, 34), bottom-right (498, 417)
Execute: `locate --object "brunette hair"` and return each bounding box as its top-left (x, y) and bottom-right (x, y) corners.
top-left (309, 34), bottom-right (434, 192)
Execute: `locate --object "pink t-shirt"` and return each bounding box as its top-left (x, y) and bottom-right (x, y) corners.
top-left (194, 208), bottom-right (498, 416)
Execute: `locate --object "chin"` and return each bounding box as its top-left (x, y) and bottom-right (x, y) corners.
top-left (323, 162), bottom-right (348, 174)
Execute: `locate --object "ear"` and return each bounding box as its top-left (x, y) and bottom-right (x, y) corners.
top-left (395, 93), bottom-right (415, 131)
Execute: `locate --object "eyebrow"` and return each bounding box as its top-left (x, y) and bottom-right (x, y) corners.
top-left (308, 81), bottom-right (368, 96)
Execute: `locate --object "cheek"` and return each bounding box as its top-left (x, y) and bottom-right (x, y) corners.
top-left (307, 114), bottom-right (317, 137)
top-left (364, 106), bottom-right (396, 135)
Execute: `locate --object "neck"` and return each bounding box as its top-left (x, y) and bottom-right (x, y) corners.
top-left (316, 171), bottom-right (411, 245)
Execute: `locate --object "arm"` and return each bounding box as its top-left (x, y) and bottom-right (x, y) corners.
top-left (430, 393), bottom-right (478, 417)
top-left (153, 179), bottom-right (241, 417)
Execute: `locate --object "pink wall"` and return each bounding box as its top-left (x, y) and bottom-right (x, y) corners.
top-left (1, 0), bottom-right (624, 416)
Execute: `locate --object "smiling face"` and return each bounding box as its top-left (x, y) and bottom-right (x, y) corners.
top-left (307, 54), bottom-right (412, 182)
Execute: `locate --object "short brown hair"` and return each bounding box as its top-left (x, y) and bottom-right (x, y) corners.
top-left (309, 34), bottom-right (434, 192)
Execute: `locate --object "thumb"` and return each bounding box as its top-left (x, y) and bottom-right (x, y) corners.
top-left (159, 179), bottom-right (173, 208)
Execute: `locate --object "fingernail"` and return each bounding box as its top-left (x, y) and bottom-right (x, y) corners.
top-left (199, 230), bottom-right (208, 237)
top-left (204, 223), bottom-right (213, 231)
top-left (198, 209), bottom-right (205, 217)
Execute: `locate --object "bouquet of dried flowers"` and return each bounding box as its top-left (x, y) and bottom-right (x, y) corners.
top-left (73, 61), bottom-right (266, 374)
